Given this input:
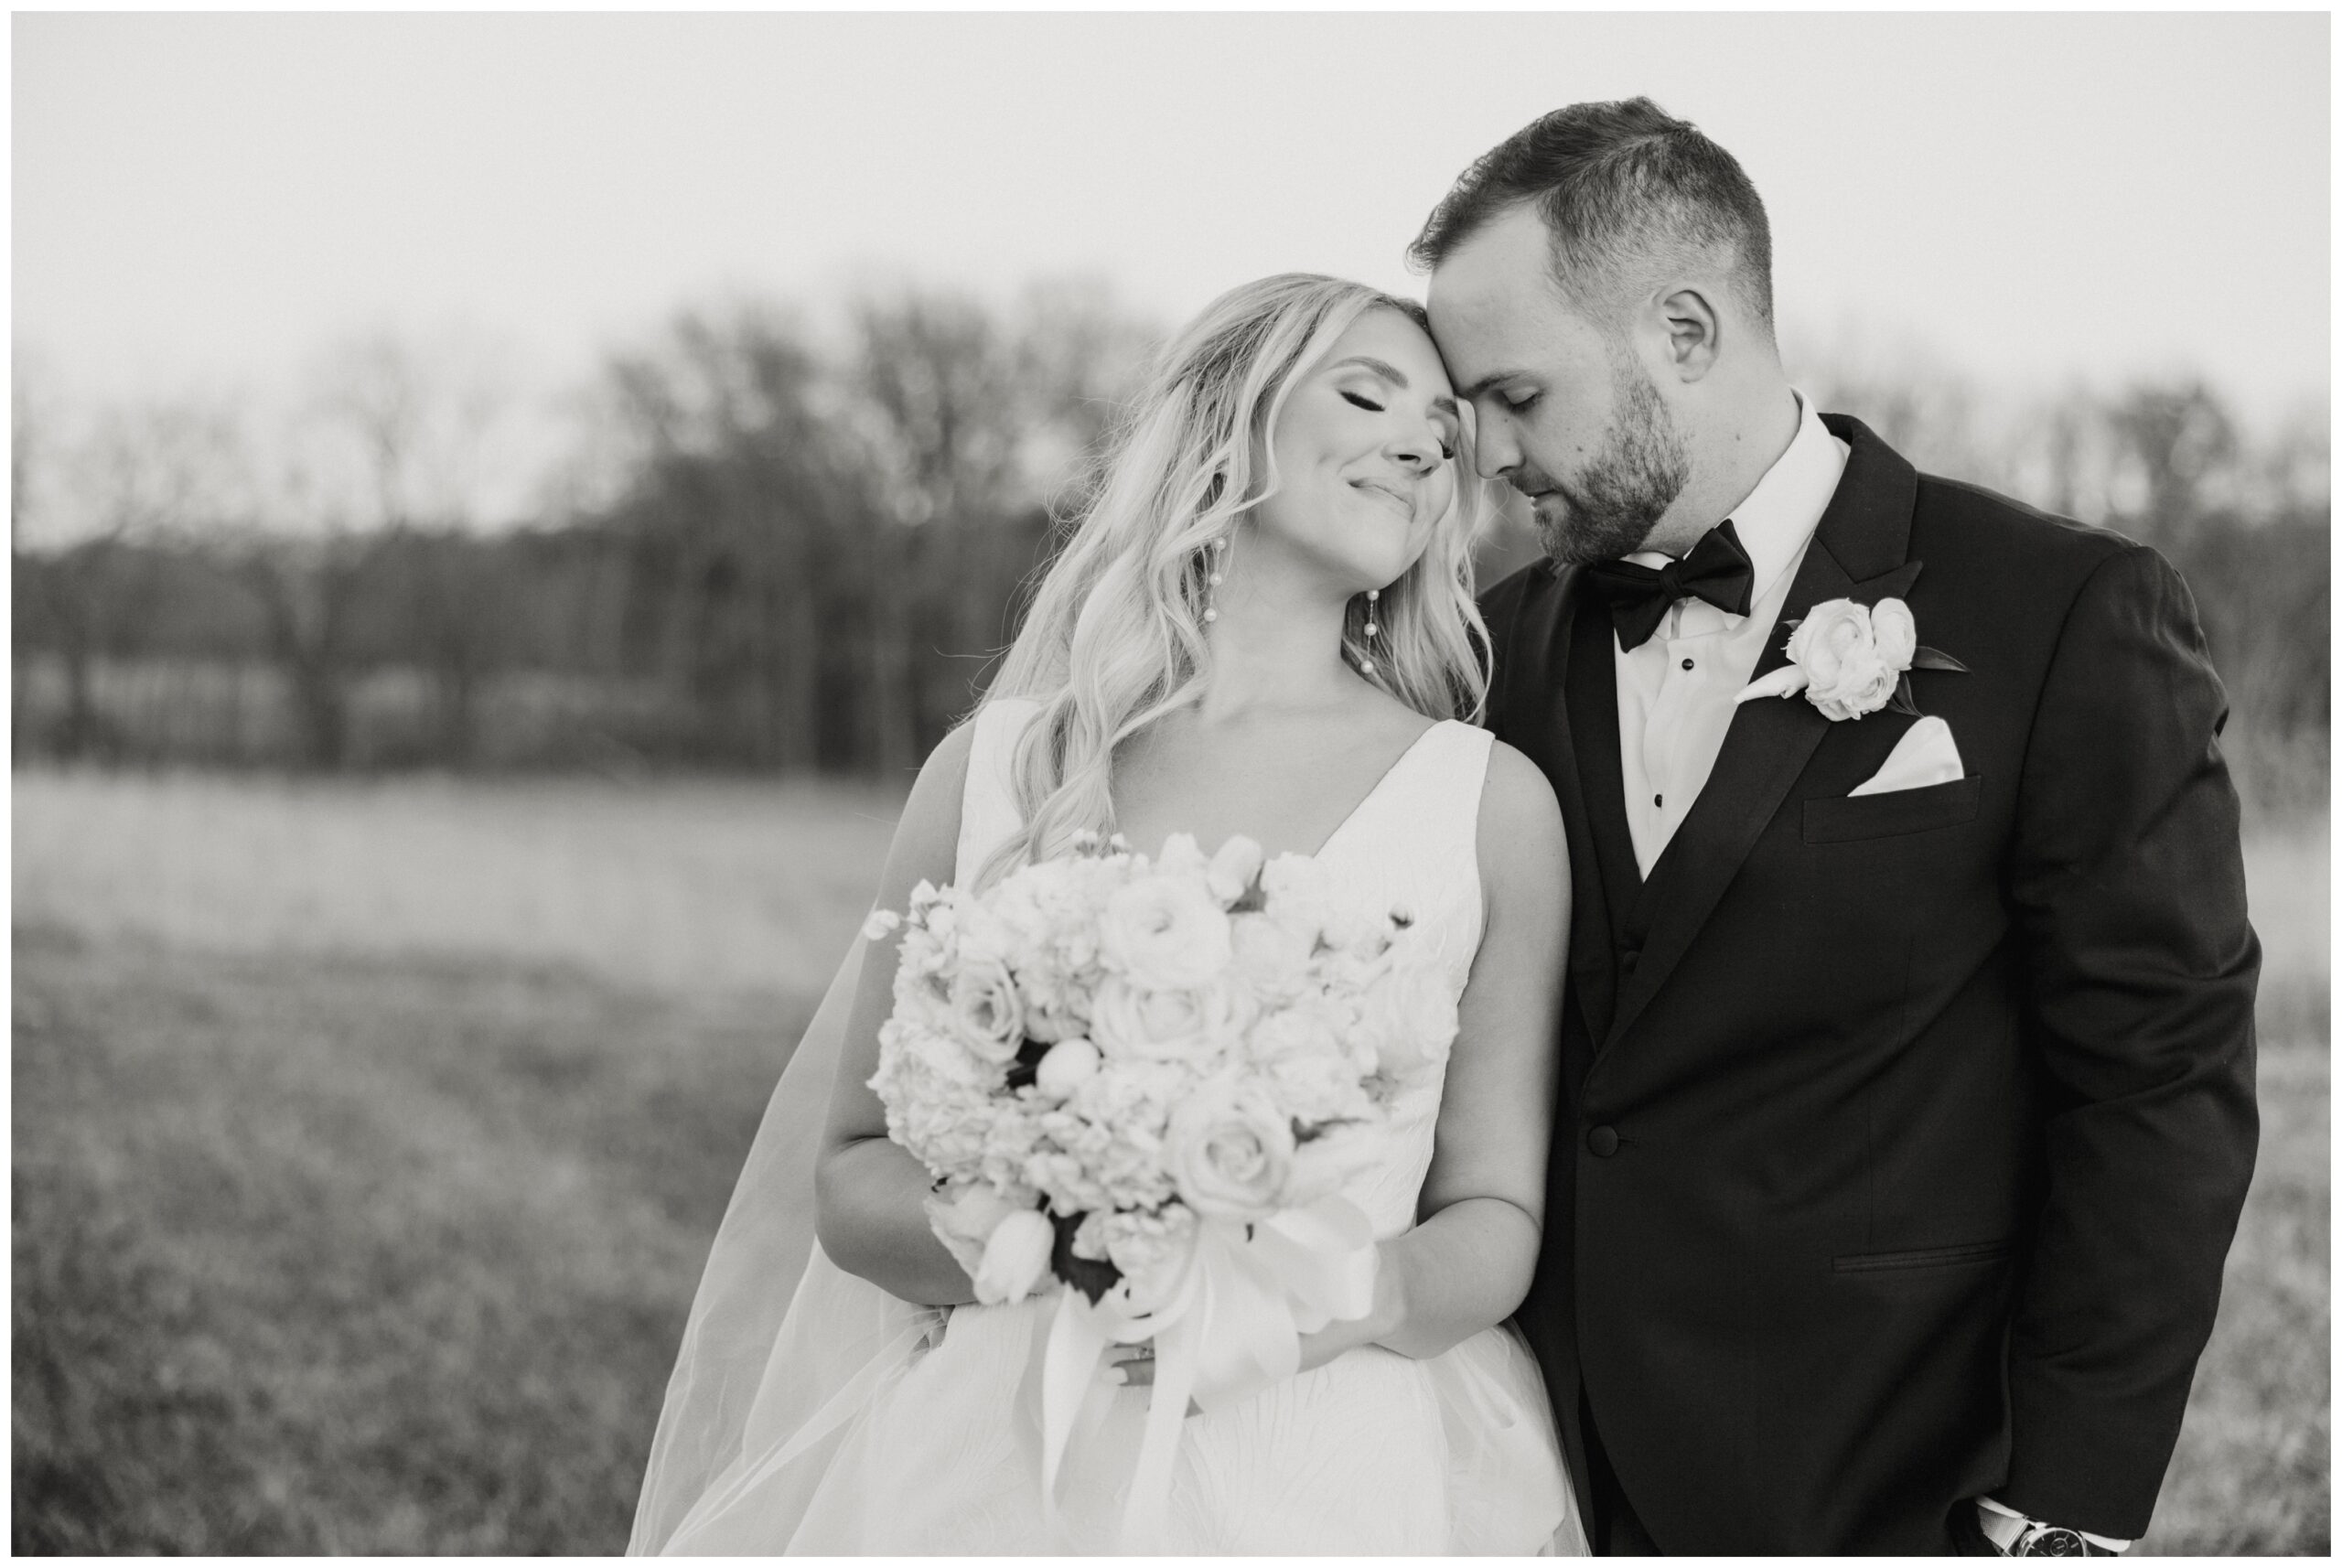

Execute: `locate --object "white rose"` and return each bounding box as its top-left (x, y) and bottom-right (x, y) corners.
top-left (1100, 873), bottom-right (1234, 991)
top-left (947, 959), bottom-right (1026, 1063)
top-left (1787, 598), bottom-right (1898, 722)
top-left (1870, 597), bottom-right (1918, 671)
top-left (972, 1208), bottom-right (1058, 1305)
top-left (1034, 1036), bottom-right (1101, 1100)
top-left (1207, 835), bottom-right (1266, 907)
top-left (1089, 976), bottom-right (1243, 1068)
top-left (1166, 1079), bottom-right (1297, 1219)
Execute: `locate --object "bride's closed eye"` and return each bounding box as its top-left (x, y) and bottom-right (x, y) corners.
top-left (1342, 390), bottom-right (1457, 461)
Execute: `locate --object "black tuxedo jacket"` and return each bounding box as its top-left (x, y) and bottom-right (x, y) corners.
top-left (1483, 414), bottom-right (2260, 1554)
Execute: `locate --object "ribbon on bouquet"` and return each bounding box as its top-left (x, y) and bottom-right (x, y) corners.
top-left (1037, 1194), bottom-right (1380, 1552)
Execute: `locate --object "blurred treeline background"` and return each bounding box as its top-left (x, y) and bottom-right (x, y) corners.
top-left (14, 285), bottom-right (2329, 1555)
top-left (14, 290), bottom-right (2327, 806)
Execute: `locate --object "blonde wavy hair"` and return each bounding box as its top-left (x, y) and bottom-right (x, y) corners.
top-left (976, 273), bottom-right (1489, 888)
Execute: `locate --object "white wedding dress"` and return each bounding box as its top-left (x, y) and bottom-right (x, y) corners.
top-left (635, 697), bottom-right (1585, 1555)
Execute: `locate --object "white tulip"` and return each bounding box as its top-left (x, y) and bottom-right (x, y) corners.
top-left (973, 1208), bottom-right (1058, 1305)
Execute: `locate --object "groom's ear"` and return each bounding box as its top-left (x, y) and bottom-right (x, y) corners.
top-left (1655, 286), bottom-right (1722, 382)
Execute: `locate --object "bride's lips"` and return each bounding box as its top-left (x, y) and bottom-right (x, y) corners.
top-left (1349, 477), bottom-right (1415, 517)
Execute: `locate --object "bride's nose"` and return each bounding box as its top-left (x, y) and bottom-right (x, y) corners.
top-left (1386, 428), bottom-right (1440, 473)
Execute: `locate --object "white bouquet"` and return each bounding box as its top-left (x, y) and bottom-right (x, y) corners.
top-left (864, 829), bottom-right (1457, 1542)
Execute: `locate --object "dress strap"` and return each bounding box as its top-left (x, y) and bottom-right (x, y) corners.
top-left (956, 697), bottom-right (1042, 886)
top-left (1348, 720), bottom-right (1492, 859)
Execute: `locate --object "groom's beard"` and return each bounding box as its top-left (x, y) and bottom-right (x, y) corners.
top-left (1521, 361), bottom-right (1692, 566)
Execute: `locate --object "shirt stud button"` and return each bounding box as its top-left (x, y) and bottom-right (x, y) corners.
top-left (1654, 793), bottom-right (1663, 809)
top-left (1681, 658), bottom-right (1694, 671)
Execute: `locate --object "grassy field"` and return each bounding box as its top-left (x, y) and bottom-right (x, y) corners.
top-left (11, 770), bottom-right (2328, 1553)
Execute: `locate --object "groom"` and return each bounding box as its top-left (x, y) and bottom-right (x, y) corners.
top-left (1415, 101), bottom-right (2260, 1554)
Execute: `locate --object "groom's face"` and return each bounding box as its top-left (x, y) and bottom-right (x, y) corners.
top-left (1426, 206), bottom-right (1689, 565)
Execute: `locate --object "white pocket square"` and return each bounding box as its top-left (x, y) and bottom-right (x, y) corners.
top-left (1848, 715), bottom-right (1965, 797)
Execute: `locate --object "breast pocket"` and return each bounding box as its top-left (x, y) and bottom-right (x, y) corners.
top-left (1801, 775), bottom-right (1983, 844)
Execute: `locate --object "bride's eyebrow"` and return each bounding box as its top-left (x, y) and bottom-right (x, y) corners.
top-left (1327, 356), bottom-right (1459, 422)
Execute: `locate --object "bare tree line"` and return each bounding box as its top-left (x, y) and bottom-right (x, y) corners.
top-left (12, 287), bottom-right (2328, 810)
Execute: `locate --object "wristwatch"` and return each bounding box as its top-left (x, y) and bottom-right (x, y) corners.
top-left (1979, 1503), bottom-right (2128, 1558)
top-left (2009, 1521), bottom-right (2114, 1557)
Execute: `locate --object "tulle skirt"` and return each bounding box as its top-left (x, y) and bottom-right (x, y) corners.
top-left (656, 1247), bottom-right (1585, 1555)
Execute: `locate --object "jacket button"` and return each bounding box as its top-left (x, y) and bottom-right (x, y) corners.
top-left (1618, 948), bottom-right (1640, 975)
top-left (1587, 1125), bottom-right (1620, 1158)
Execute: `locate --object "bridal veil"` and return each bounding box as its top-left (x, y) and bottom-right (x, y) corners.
top-left (626, 936), bottom-right (941, 1555)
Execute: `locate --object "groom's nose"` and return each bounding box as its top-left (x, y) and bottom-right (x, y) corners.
top-left (1474, 413), bottom-right (1523, 478)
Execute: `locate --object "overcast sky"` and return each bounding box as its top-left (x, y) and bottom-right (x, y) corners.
top-left (16, 11), bottom-right (2330, 464)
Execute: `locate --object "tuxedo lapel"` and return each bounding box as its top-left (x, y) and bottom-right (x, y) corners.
top-left (1601, 415), bottom-right (1923, 1056)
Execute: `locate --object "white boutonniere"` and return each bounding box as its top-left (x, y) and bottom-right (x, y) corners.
top-left (1734, 596), bottom-right (1967, 721)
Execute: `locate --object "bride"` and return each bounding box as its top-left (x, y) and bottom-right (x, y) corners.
top-left (629, 274), bottom-right (1585, 1555)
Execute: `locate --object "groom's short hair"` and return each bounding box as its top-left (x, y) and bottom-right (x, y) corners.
top-left (1410, 98), bottom-right (1774, 342)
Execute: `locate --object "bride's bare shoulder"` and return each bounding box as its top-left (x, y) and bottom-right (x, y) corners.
top-left (1476, 739), bottom-right (1566, 895)
top-left (881, 717), bottom-right (983, 879)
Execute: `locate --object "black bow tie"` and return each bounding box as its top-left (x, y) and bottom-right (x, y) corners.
top-left (1585, 521), bottom-right (1756, 650)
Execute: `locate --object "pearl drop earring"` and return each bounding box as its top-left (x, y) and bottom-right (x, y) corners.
top-left (1359, 587), bottom-right (1381, 678)
top-left (1202, 536), bottom-right (1229, 624)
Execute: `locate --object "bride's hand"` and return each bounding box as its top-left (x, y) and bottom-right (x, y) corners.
top-left (1108, 1239), bottom-right (1406, 1402)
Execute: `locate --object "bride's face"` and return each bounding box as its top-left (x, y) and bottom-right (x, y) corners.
top-left (1247, 307), bottom-right (1463, 596)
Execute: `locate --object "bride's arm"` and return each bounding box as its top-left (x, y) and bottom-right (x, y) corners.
top-left (1302, 739), bottom-right (1569, 1367)
top-left (812, 721), bottom-right (983, 1307)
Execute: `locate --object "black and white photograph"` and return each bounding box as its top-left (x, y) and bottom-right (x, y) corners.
top-left (11, 11), bottom-right (2327, 1556)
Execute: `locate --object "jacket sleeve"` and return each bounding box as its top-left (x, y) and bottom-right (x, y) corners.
top-left (1999, 541), bottom-right (2261, 1537)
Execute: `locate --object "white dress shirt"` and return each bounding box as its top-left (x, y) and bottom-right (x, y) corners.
top-left (1615, 393), bottom-right (1850, 877)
